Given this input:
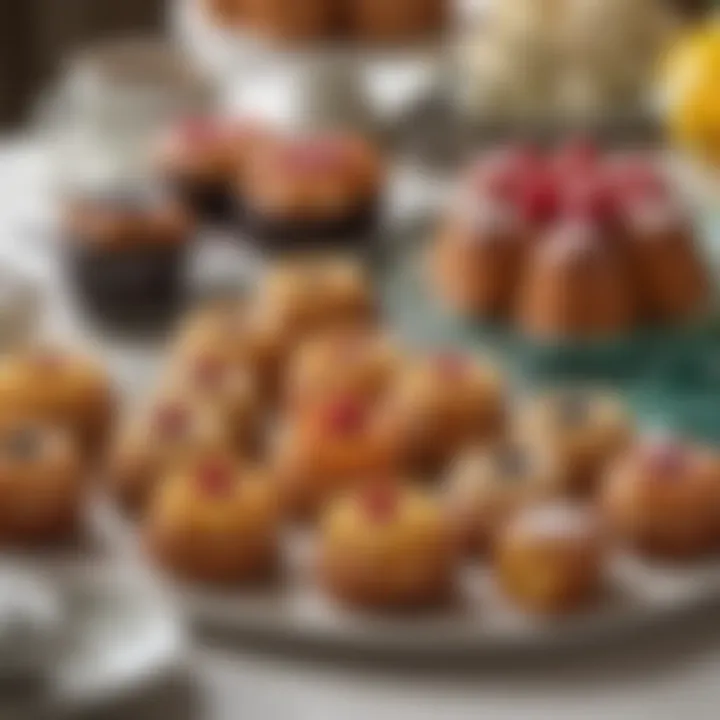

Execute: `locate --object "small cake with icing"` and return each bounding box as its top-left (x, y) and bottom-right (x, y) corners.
top-left (0, 422), bottom-right (85, 545)
top-left (432, 195), bottom-right (526, 320)
top-left (285, 326), bottom-right (401, 412)
top-left (145, 456), bottom-right (280, 585)
top-left (516, 217), bottom-right (636, 339)
top-left (621, 197), bottom-right (710, 323)
top-left (62, 183), bottom-right (193, 326)
top-left (161, 350), bottom-right (261, 455)
top-left (243, 134), bottom-right (384, 252)
top-left (156, 116), bottom-right (269, 222)
top-left (516, 390), bottom-right (633, 496)
top-left (496, 501), bottom-right (604, 614)
top-left (347, 0), bottom-right (449, 44)
top-left (379, 352), bottom-right (506, 472)
top-left (258, 255), bottom-right (375, 348)
top-left (0, 348), bottom-right (115, 460)
top-left (444, 439), bottom-right (561, 555)
top-left (602, 438), bottom-right (719, 559)
top-left (273, 396), bottom-right (399, 518)
top-left (319, 482), bottom-right (458, 609)
top-left (172, 298), bottom-right (287, 400)
top-left (107, 395), bottom-right (233, 513)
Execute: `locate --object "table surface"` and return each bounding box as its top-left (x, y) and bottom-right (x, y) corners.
top-left (3, 139), bottom-right (720, 720)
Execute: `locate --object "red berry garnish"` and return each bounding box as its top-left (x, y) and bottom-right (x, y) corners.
top-left (192, 355), bottom-right (224, 387)
top-left (553, 137), bottom-right (599, 178)
top-left (196, 460), bottom-right (234, 497)
top-left (362, 482), bottom-right (399, 523)
top-left (154, 404), bottom-right (188, 438)
top-left (518, 175), bottom-right (559, 227)
top-left (33, 350), bottom-right (63, 371)
top-left (605, 157), bottom-right (668, 204)
top-left (325, 399), bottom-right (366, 436)
top-left (561, 177), bottom-right (618, 229)
top-left (434, 352), bottom-right (468, 379)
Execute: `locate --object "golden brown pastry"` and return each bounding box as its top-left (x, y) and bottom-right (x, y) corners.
top-left (145, 456), bottom-right (280, 585)
top-left (319, 482), bottom-right (458, 609)
top-left (496, 501), bottom-right (604, 614)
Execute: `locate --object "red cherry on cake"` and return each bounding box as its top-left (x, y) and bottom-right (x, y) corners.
top-left (362, 482), bottom-right (399, 523)
top-left (154, 404), bottom-right (189, 438)
top-left (196, 459), bottom-right (234, 497)
top-left (605, 156), bottom-right (668, 204)
top-left (285, 138), bottom-right (346, 174)
top-left (32, 349), bottom-right (64, 371)
top-left (192, 355), bottom-right (225, 387)
top-left (179, 117), bottom-right (218, 145)
top-left (324, 399), bottom-right (367, 436)
top-left (518, 174), bottom-right (559, 227)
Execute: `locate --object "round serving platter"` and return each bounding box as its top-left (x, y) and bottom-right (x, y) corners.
top-left (16, 155), bottom-right (720, 659)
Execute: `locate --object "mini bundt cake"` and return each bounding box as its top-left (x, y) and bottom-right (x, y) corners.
top-left (0, 347), bottom-right (115, 460)
top-left (432, 196), bottom-right (525, 320)
top-left (602, 438), bottom-right (719, 559)
top-left (444, 439), bottom-right (561, 555)
top-left (516, 217), bottom-right (636, 340)
top-left (379, 352), bottom-right (506, 472)
top-left (516, 389), bottom-right (633, 497)
top-left (621, 197), bottom-right (710, 323)
top-left (319, 482), bottom-right (458, 609)
top-left (107, 394), bottom-right (233, 513)
top-left (496, 501), bottom-right (605, 614)
top-left (145, 456), bottom-right (280, 585)
top-left (0, 422), bottom-right (85, 545)
top-left (273, 396), bottom-right (399, 518)
top-left (243, 134), bottom-right (384, 251)
top-left (285, 326), bottom-right (401, 412)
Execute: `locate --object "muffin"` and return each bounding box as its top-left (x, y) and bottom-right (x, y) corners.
top-left (244, 0), bottom-right (338, 43)
top-left (516, 217), bottom-right (636, 340)
top-left (0, 422), bottom-right (85, 545)
top-left (243, 134), bottom-right (384, 253)
top-left (0, 348), bottom-right (115, 460)
top-left (273, 396), bottom-right (400, 518)
top-left (257, 255), bottom-right (376, 348)
top-left (285, 326), bottom-right (401, 412)
top-left (444, 439), bottom-right (561, 555)
top-left (160, 350), bottom-right (261, 455)
top-left (602, 438), bottom-right (719, 559)
top-left (319, 482), bottom-right (458, 610)
top-left (432, 195), bottom-right (526, 320)
top-left (172, 298), bottom-right (287, 400)
top-left (516, 390), bottom-right (633, 497)
top-left (347, 0), bottom-right (448, 44)
top-left (379, 352), bottom-right (506, 472)
top-left (61, 184), bottom-right (193, 327)
top-left (495, 501), bottom-right (604, 614)
top-left (145, 456), bottom-right (280, 585)
top-left (622, 197), bottom-right (710, 324)
top-left (106, 394), bottom-right (233, 513)
top-left (156, 116), bottom-right (269, 222)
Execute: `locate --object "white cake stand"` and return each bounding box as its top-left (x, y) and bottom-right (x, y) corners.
top-left (171, 0), bottom-right (449, 137)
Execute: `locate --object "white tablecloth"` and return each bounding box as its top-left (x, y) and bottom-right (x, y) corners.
top-left (3, 138), bottom-right (720, 720)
